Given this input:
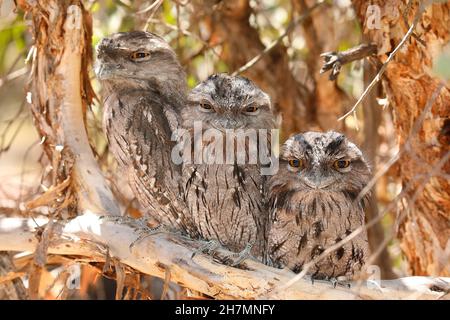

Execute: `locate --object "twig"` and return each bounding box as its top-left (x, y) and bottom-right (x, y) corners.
top-left (144, 18), bottom-right (222, 59)
top-left (142, 0), bottom-right (164, 31)
top-left (114, 259), bottom-right (126, 300)
top-left (337, 2), bottom-right (426, 121)
top-left (0, 271), bottom-right (26, 284)
top-left (160, 267), bottom-right (171, 300)
top-left (0, 100), bottom-right (27, 154)
top-left (402, 0), bottom-right (426, 46)
top-left (0, 67), bottom-right (28, 88)
top-left (231, 0), bottom-right (326, 76)
top-left (0, 48), bottom-right (26, 87)
top-left (137, 0), bottom-right (162, 14)
top-left (364, 149), bottom-right (450, 272)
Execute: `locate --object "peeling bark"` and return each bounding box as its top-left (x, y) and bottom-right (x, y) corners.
top-left (351, 0), bottom-right (450, 276)
top-left (19, 0), bottom-right (119, 216)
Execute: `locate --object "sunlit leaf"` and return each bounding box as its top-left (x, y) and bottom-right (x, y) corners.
top-left (432, 46), bottom-right (450, 81)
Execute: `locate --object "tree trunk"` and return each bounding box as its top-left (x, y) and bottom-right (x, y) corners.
top-left (15, 0), bottom-right (120, 298)
top-left (292, 0), bottom-right (349, 132)
top-left (18, 0), bottom-right (119, 217)
top-left (352, 0), bottom-right (450, 276)
top-left (362, 60), bottom-right (396, 279)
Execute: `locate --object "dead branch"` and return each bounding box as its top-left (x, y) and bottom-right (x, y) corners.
top-left (0, 215), bottom-right (448, 300)
top-left (350, 0), bottom-right (450, 276)
top-left (337, 2), bottom-right (426, 121)
top-left (320, 43), bottom-right (378, 80)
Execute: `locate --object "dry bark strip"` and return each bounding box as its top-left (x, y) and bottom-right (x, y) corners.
top-left (351, 0), bottom-right (450, 276)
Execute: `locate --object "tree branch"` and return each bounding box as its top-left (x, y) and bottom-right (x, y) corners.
top-left (337, 2), bottom-right (426, 121)
top-left (0, 215), bottom-right (448, 300)
top-left (320, 43), bottom-right (378, 80)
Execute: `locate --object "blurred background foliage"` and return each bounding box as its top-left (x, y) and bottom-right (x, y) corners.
top-left (0, 0), bottom-right (448, 299)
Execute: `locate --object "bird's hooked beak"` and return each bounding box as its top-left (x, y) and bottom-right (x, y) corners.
top-left (95, 40), bottom-right (124, 80)
top-left (94, 54), bottom-right (125, 81)
top-left (212, 116), bottom-right (244, 130)
top-left (95, 62), bottom-right (120, 80)
top-left (302, 170), bottom-right (334, 190)
top-left (94, 62), bottom-right (110, 80)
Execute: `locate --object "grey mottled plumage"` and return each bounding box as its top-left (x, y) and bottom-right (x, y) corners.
top-left (181, 74), bottom-right (275, 259)
top-left (96, 31), bottom-right (197, 235)
top-left (267, 132), bottom-right (370, 279)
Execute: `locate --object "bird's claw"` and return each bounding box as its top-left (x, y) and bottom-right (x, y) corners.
top-left (329, 276), bottom-right (351, 288)
top-left (99, 215), bottom-right (165, 251)
top-left (100, 215), bottom-right (146, 227)
top-left (319, 276), bottom-right (351, 289)
top-left (129, 224), bottom-right (165, 251)
top-left (192, 240), bottom-right (253, 268)
top-left (191, 240), bottom-right (220, 259)
top-left (308, 274), bottom-right (351, 288)
top-left (222, 243), bottom-right (254, 267)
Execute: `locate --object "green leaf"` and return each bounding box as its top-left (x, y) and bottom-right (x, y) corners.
top-left (432, 47), bottom-right (450, 81)
top-left (162, 0), bottom-right (176, 26)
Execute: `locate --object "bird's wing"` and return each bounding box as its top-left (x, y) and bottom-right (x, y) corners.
top-left (125, 95), bottom-right (198, 234)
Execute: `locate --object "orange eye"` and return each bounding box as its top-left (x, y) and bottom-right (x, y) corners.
top-left (245, 105), bottom-right (259, 113)
top-left (334, 159), bottom-right (350, 169)
top-left (130, 51), bottom-right (150, 60)
top-left (288, 159), bottom-right (303, 168)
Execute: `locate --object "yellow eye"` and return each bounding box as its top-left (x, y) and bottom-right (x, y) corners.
top-left (245, 105), bottom-right (259, 113)
top-left (334, 159), bottom-right (350, 170)
top-left (288, 159), bottom-right (303, 168)
top-left (130, 51), bottom-right (150, 60)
